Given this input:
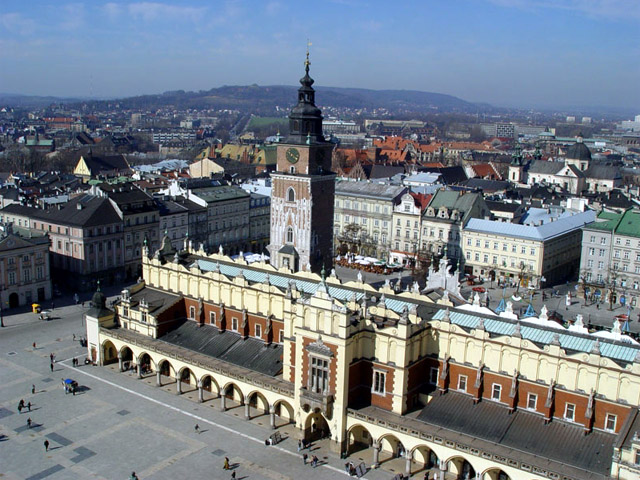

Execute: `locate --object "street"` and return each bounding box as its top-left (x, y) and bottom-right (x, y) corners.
top-left (0, 297), bottom-right (398, 480)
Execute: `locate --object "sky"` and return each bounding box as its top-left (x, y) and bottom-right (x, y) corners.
top-left (0, 0), bottom-right (639, 110)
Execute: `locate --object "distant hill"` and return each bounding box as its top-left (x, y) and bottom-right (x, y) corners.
top-left (119, 85), bottom-right (484, 113)
top-left (0, 93), bottom-right (84, 108)
top-left (0, 85), bottom-right (492, 114)
top-left (79, 85), bottom-right (487, 114)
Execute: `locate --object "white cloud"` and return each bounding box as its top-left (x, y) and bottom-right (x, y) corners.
top-left (103, 2), bottom-right (122, 20)
top-left (486, 0), bottom-right (640, 21)
top-left (265, 1), bottom-right (283, 16)
top-left (59, 3), bottom-right (86, 31)
top-left (0, 12), bottom-right (37, 36)
top-left (127, 2), bottom-right (207, 23)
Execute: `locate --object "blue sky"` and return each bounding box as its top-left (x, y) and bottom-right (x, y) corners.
top-left (0, 0), bottom-right (638, 109)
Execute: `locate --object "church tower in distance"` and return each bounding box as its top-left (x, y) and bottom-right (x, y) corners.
top-left (268, 52), bottom-right (335, 274)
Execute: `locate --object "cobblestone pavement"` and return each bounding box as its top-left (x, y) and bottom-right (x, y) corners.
top-left (0, 297), bottom-right (419, 480)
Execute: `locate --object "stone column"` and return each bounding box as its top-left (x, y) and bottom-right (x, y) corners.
top-left (244, 396), bottom-right (250, 420)
top-left (269, 405), bottom-right (276, 429)
top-left (197, 380), bottom-right (204, 403)
top-left (220, 394), bottom-right (226, 411)
top-left (118, 353), bottom-right (123, 372)
top-left (404, 450), bottom-right (412, 477)
top-left (156, 370), bottom-right (162, 387)
top-left (372, 442), bottom-right (380, 468)
top-left (176, 378), bottom-right (182, 395)
top-left (137, 359), bottom-right (142, 379)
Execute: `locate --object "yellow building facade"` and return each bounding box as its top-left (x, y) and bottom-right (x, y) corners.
top-left (86, 238), bottom-right (640, 480)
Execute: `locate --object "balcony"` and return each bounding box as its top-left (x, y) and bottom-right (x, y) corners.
top-left (299, 386), bottom-right (334, 418)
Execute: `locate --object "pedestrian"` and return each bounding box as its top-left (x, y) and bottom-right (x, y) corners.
top-left (223, 456), bottom-right (230, 470)
top-left (50, 353), bottom-right (55, 363)
top-left (72, 386), bottom-right (76, 396)
top-left (231, 472), bottom-right (236, 480)
top-left (18, 404), bottom-right (22, 414)
top-left (44, 439), bottom-right (49, 451)
top-left (32, 342), bottom-right (36, 349)
top-left (31, 384), bottom-right (36, 394)
top-left (130, 473), bottom-right (139, 480)
top-left (297, 439), bottom-right (302, 452)
top-left (27, 417), bottom-right (32, 428)
top-left (27, 401), bottom-right (31, 412)
top-left (19, 399), bottom-right (24, 409)
top-left (312, 455), bottom-right (318, 468)
top-left (194, 423), bottom-right (200, 434)
top-left (302, 453), bottom-right (308, 465)
top-left (73, 334), bottom-right (76, 341)
top-left (50, 362), bottom-right (54, 373)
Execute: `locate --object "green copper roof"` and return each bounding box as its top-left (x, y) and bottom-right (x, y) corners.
top-left (585, 211), bottom-right (623, 232)
top-left (614, 209), bottom-right (640, 238)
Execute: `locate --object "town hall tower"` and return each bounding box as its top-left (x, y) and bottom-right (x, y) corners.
top-left (269, 53), bottom-right (335, 273)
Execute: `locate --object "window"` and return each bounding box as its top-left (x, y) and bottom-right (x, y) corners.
top-left (8, 272), bottom-right (16, 285)
top-left (467, 238), bottom-right (472, 246)
top-left (189, 306), bottom-right (195, 320)
top-left (521, 246), bottom-right (526, 254)
top-left (475, 239), bottom-right (480, 247)
top-left (605, 413), bottom-right (617, 432)
top-left (210, 312), bottom-right (216, 324)
top-left (527, 393), bottom-right (537, 410)
top-left (601, 237), bottom-right (607, 245)
top-left (492, 384), bottom-right (502, 401)
top-left (590, 235), bottom-right (595, 243)
top-left (255, 324), bottom-right (262, 338)
top-left (231, 317), bottom-right (238, 331)
top-left (373, 370), bottom-right (386, 394)
top-left (458, 375), bottom-right (467, 392)
top-left (565, 403), bottom-right (575, 421)
top-left (429, 367), bottom-right (438, 385)
top-left (598, 261), bottom-right (604, 269)
top-left (287, 187), bottom-right (295, 202)
top-left (286, 227), bottom-right (293, 244)
top-left (615, 238), bottom-right (621, 245)
top-left (310, 356), bottom-right (329, 394)
top-left (587, 260), bottom-right (593, 268)
top-left (599, 249), bottom-right (605, 257)
top-left (279, 330), bottom-right (285, 343)
top-left (23, 269), bottom-right (31, 282)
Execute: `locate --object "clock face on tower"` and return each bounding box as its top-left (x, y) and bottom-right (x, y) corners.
top-left (286, 147), bottom-right (300, 164)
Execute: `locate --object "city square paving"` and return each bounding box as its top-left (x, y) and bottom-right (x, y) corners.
top-left (0, 298), bottom-right (396, 480)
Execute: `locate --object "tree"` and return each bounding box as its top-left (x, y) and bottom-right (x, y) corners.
top-left (606, 264), bottom-right (620, 311)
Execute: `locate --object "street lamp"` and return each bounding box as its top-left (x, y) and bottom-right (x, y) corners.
top-left (0, 284), bottom-right (4, 328)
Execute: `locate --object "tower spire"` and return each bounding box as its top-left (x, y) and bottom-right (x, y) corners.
top-left (305, 39), bottom-right (312, 74)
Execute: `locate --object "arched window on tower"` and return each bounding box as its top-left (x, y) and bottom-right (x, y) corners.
top-left (286, 227), bottom-right (294, 244)
top-left (287, 187), bottom-right (295, 202)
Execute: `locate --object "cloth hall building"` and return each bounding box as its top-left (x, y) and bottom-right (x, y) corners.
top-left (86, 63), bottom-right (640, 480)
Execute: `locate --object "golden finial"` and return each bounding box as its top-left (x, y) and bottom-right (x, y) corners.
top-left (305, 39), bottom-right (312, 68)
